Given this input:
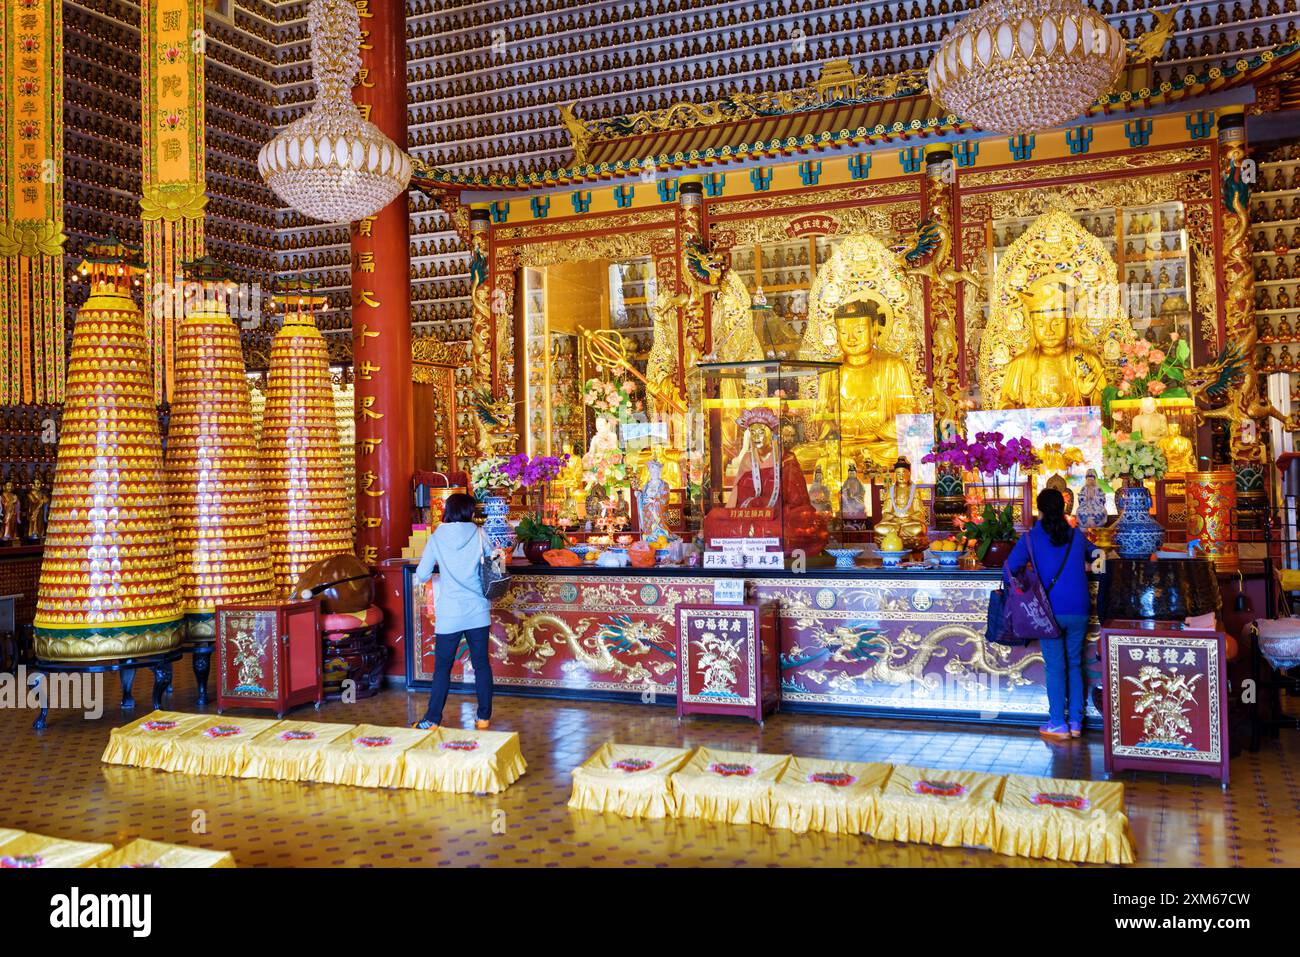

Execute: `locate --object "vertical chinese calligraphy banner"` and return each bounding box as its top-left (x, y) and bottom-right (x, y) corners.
top-left (350, 0), bottom-right (412, 564)
top-left (140, 0), bottom-right (206, 401)
top-left (0, 0), bottom-right (65, 404)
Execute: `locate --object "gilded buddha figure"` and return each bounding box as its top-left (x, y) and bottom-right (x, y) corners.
top-left (802, 297), bottom-right (918, 476)
top-left (873, 456), bottom-right (928, 543)
top-left (997, 280), bottom-right (1106, 409)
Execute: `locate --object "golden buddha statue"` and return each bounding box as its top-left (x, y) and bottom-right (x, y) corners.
top-left (997, 281), bottom-right (1106, 409)
top-left (555, 442), bottom-right (587, 517)
top-left (803, 298), bottom-right (918, 476)
top-left (873, 457), bottom-right (928, 543)
top-left (1159, 422), bottom-right (1196, 475)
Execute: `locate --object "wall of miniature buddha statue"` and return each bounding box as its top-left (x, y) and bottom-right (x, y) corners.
top-left (50, 0), bottom-right (1300, 386)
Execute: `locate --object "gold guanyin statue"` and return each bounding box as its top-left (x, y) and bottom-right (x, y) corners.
top-left (997, 278), bottom-right (1107, 408)
top-left (873, 457), bottom-right (929, 543)
top-left (798, 234), bottom-right (925, 476)
top-left (980, 209), bottom-right (1134, 408)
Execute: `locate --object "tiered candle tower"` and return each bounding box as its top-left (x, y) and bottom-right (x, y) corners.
top-left (165, 258), bottom-right (276, 632)
top-left (33, 239), bottom-right (182, 661)
top-left (262, 280), bottom-right (353, 595)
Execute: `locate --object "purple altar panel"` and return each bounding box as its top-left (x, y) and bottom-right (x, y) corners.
top-left (753, 576), bottom-right (1053, 719)
top-left (403, 566), bottom-right (1100, 722)
top-left (406, 566), bottom-right (710, 697)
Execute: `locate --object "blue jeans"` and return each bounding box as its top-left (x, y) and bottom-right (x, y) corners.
top-left (1041, 615), bottom-right (1088, 726)
top-left (423, 626), bottom-right (493, 724)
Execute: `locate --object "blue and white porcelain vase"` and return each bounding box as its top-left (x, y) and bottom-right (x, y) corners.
top-left (481, 491), bottom-right (516, 552)
top-left (1112, 482), bottom-right (1164, 560)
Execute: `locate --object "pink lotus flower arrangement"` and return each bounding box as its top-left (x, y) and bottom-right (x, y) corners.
top-left (1110, 334), bottom-right (1190, 400)
top-left (582, 376), bottom-right (639, 419)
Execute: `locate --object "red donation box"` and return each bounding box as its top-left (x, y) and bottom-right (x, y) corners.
top-left (1101, 620), bottom-right (1230, 787)
top-left (216, 599), bottom-right (324, 718)
top-left (676, 603), bottom-right (780, 724)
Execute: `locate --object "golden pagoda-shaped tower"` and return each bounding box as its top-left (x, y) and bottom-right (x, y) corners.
top-left (165, 257), bottom-right (275, 633)
top-left (262, 278), bottom-right (353, 595)
top-left (34, 239), bottom-right (182, 660)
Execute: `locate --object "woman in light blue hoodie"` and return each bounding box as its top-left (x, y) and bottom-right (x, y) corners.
top-left (413, 492), bottom-right (504, 730)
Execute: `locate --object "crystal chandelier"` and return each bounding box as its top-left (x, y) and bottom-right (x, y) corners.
top-left (258, 0), bottom-right (411, 222)
top-left (928, 0), bottom-right (1126, 134)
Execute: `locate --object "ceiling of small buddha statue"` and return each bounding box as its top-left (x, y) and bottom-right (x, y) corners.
top-left (57, 0), bottom-right (1300, 369)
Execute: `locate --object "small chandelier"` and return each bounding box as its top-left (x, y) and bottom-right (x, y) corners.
top-left (928, 0), bottom-right (1126, 134)
top-left (258, 0), bottom-right (412, 222)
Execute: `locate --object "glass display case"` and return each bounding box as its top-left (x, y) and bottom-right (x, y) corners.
top-left (520, 256), bottom-right (657, 459)
top-left (685, 360), bottom-right (841, 565)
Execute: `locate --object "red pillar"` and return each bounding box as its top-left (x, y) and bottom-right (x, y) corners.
top-left (350, 0), bottom-right (412, 564)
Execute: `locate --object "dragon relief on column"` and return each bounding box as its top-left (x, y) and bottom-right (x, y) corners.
top-left (669, 208), bottom-right (727, 360)
top-left (1185, 156), bottom-right (1299, 462)
top-left (891, 208), bottom-right (981, 434)
top-left (472, 388), bottom-right (517, 457)
top-left (468, 229), bottom-right (494, 387)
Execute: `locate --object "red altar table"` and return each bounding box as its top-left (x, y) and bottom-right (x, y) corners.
top-left (1100, 619), bottom-right (1231, 788)
top-left (675, 602), bottom-right (780, 724)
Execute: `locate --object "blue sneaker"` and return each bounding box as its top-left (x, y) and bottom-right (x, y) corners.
top-left (1069, 721), bottom-right (1083, 738)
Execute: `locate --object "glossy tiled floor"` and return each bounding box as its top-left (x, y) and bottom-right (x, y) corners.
top-left (3, 666), bottom-right (1297, 867)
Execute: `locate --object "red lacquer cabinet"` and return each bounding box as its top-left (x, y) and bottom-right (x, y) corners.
top-left (216, 599), bottom-right (323, 717)
top-left (676, 602), bottom-right (780, 724)
top-left (1101, 619), bottom-right (1231, 787)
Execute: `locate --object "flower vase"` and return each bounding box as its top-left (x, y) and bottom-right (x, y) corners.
top-left (1113, 482), bottom-right (1164, 560)
top-left (522, 539), bottom-right (550, 564)
top-left (481, 491), bottom-right (516, 552)
top-left (981, 539), bottom-right (1014, 568)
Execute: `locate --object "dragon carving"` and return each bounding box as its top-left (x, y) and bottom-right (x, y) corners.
top-left (890, 217), bottom-right (980, 288)
top-left (472, 388), bottom-right (517, 458)
top-left (667, 233), bottom-right (727, 358)
top-left (891, 207), bottom-right (980, 432)
top-left (1185, 157), bottom-right (1297, 462)
top-left (497, 613), bottom-right (676, 684)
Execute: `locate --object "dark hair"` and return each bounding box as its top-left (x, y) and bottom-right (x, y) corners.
top-left (1036, 488), bottom-right (1071, 547)
top-left (441, 492), bottom-right (477, 524)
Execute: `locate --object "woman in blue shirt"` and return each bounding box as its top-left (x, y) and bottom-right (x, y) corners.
top-left (412, 493), bottom-right (506, 731)
top-left (1005, 487), bottom-right (1101, 742)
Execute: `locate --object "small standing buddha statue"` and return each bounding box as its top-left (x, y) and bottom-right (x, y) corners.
top-left (0, 480), bottom-right (18, 542)
top-left (873, 457), bottom-right (928, 543)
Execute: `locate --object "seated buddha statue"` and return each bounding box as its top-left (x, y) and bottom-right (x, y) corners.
top-left (801, 298), bottom-right (919, 477)
top-left (701, 407), bottom-right (828, 557)
top-left (1130, 395), bottom-right (1169, 441)
top-left (872, 457), bottom-right (929, 543)
top-left (997, 282), bottom-right (1106, 409)
top-left (1159, 422), bottom-right (1196, 475)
